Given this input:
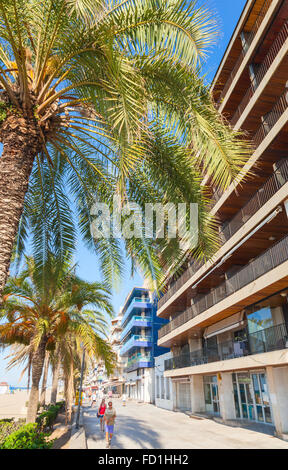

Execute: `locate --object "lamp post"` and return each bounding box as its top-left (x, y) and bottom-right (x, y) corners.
top-left (76, 348), bottom-right (85, 429)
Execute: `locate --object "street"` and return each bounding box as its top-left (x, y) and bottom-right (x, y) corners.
top-left (83, 399), bottom-right (288, 449)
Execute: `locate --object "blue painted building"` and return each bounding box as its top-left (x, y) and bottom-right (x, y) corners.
top-left (120, 287), bottom-right (169, 402)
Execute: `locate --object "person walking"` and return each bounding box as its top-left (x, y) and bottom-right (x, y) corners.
top-left (98, 398), bottom-right (106, 432)
top-left (91, 391), bottom-right (97, 408)
top-left (104, 401), bottom-right (116, 448)
top-left (122, 393), bottom-right (126, 406)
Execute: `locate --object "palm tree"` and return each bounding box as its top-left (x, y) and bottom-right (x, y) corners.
top-left (0, 254), bottom-right (116, 423)
top-left (0, 0), bottom-right (251, 297)
top-left (39, 350), bottom-right (49, 407)
top-left (49, 343), bottom-right (62, 405)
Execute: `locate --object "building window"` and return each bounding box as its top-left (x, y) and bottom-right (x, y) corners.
top-left (161, 376), bottom-right (165, 399)
top-left (156, 376), bottom-right (160, 398)
top-left (247, 307), bottom-right (273, 334)
top-left (166, 378), bottom-right (170, 400)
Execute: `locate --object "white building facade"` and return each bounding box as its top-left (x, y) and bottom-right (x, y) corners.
top-left (154, 352), bottom-right (173, 411)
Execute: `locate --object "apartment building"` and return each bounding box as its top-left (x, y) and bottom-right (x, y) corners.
top-left (157, 0), bottom-right (288, 439)
top-left (120, 287), bottom-right (168, 403)
top-left (106, 311), bottom-right (126, 395)
top-left (84, 362), bottom-right (107, 395)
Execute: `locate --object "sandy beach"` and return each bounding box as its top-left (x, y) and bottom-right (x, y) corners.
top-left (0, 390), bottom-right (30, 419)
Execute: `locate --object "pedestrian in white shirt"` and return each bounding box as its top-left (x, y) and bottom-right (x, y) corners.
top-left (91, 392), bottom-right (97, 407)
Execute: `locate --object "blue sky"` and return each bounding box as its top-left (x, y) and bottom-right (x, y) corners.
top-left (0, 0), bottom-right (247, 386)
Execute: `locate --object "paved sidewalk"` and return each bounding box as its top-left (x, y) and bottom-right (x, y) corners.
top-left (83, 399), bottom-right (288, 449)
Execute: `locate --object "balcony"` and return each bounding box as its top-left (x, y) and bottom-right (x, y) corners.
top-left (120, 335), bottom-right (153, 356)
top-left (216, 0), bottom-right (272, 107)
top-left (159, 158), bottom-right (288, 312)
top-left (219, 157), bottom-right (288, 242)
top-left (158, 259), bottom-right (204, 311)
top-left (212, 89), bottom-right (288, 211)
top-left (121, 297), bottom-right (152, 328)
top-left (159, 234), bottom-right (288, 340)
top-left (164, 322), bottom-right (288, 371)
top-left (124, 353), bottom-right (153, 372)
top-left (230, 20), bottom-right (288, 127)
top-left (120, 316), bottom-right (152, 342)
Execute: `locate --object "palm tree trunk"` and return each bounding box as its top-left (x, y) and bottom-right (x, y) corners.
top-left (26, 337), bottom-right (47, 423)
top-left (65, 359), bottom-right (74, 425)
top-left (50, 357), bottom-right (61, 405)
top-left (0, 114), bottom-right (41, 298)
top-left (40, 352), bottom-right (49, 407)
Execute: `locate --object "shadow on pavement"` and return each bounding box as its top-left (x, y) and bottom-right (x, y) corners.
top-left (83, 405), bottom-right (161, 449)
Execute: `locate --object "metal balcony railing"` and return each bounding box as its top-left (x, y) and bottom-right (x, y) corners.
top-left (121, 296), bottom-right (151, 327)
top-left (230, 20), bottom-right (288, 127)
top-left (120, 316), bottom-right (152, 342)
top-left (219, 157), bottom-right (288, 242)
top-left (158, 259), bottom-right (204, 310)
top-left (159, 234), bottom-right (288, 339)
top-left (124, 353), bottom-right (153, 372)
top-left (120, 335), bottom-right (152, 355)
top-left (216, 0), bottom-right (272, 106)
top-left (159, 158), bottom-right (288, 313)
top-left (164, 322), bottom-right (288, 371)
top-left (127, 353), bottom-right (152, 366)
top-left (252, 90), bottom-right (288, 147)
top-left (211, 90), bottom-right (288, 208)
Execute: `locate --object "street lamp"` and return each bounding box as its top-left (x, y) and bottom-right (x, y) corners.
top-left (76, 348), bottom-right (85, 429)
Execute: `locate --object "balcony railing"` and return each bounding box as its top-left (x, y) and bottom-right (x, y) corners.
top-left (124, 353), bottom-right (153, 372)
top-left (164, 322), bottom-right (288, 371)
top-left (159, 158), bottom-right (288, 312)
top-left (220, 157), bottom-right (288, 242)
top-left (120, 335), bottom-right (152, 355)
top-left (216, 0), bottom-right (272, 106)
top-left (121, 297), bottom-right (151, 327)
top-left (127, 353), bottom-right (152, 366)
top-left (158, 259), bottom-right (204, 310)
top-left (230, 20), bottom-right (288, 127)
top-left (120, 316), bottom-right (152, 342)
top-left (253, 90), bottom-right (288, 147)
top-left (212, 90), bottom-right (288, 208)
top-left (159, 234), bottom-right (288, 339)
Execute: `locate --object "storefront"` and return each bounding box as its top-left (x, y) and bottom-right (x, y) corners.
top-left (232, 371), bottom-right (273, 424)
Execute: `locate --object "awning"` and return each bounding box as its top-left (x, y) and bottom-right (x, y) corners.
top-left (171, 376), bottom-right (190, 383)
top-left (104, 381), bottom-right (125, 387)
top-left (203, 311), bottom-right (245, 339)
top-left (128, 382), bottom-right (136, 386)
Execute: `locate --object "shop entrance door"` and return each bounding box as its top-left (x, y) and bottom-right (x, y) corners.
top-left (204, 376), bottom-right (220, 415)
top-left (176, 382), bottom-right (191, 411)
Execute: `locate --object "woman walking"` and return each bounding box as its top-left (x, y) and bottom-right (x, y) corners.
top-left (104, 401), bottom-right (116, 448)
top-left (98, 398), bottom-right (106, 432)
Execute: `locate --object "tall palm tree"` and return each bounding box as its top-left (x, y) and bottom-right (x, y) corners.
top-left (50, 343), bottom-right (62, 405)
top-left (0, 254), bottom-right (116, 423)
top-left (0, 0), bottom-right (251, 297)
top-left (39, 350), bottom-right (49, 407)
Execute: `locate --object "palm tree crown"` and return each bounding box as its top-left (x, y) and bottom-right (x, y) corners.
top-left (0, 0), bottom-right (251, 296)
